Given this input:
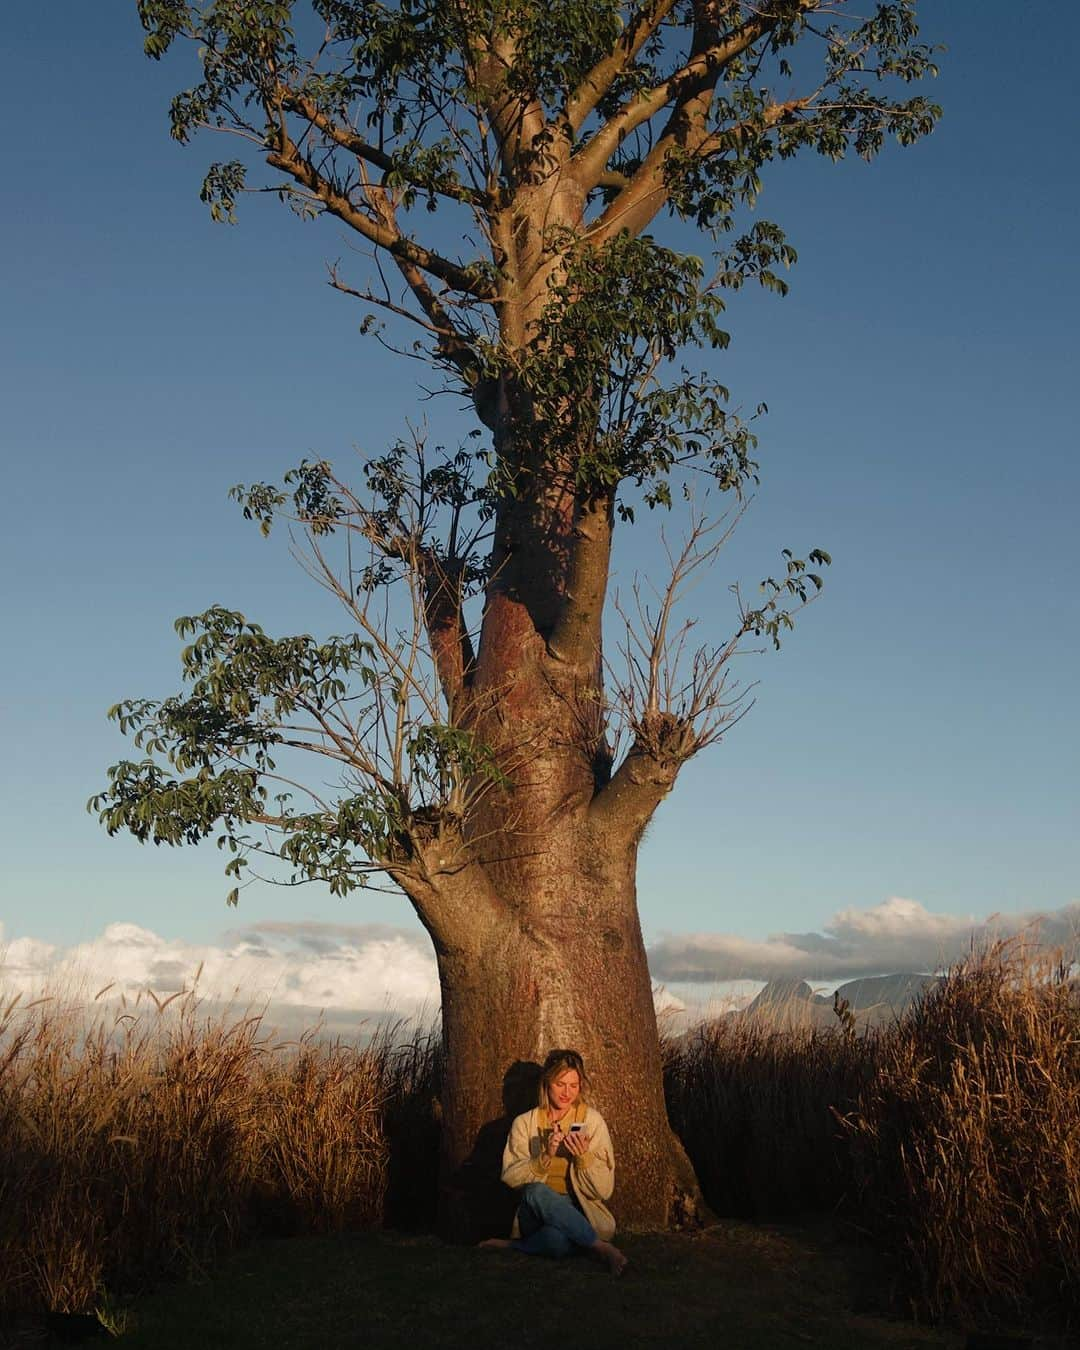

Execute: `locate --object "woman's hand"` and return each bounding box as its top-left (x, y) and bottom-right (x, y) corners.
top-left (546, 1122), bottom-right (565, 1159)
top-left (563, 1129), bottom-right (592, 1160)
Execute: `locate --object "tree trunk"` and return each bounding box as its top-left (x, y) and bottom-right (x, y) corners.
top-left (433, 836), bottom-right (703, 1243)
top-left (410, 198), bottom-right (707, 1239)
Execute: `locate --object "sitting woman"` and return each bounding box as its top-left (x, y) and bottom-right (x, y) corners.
top-left (480, 1048), bottom-right (628, 1275)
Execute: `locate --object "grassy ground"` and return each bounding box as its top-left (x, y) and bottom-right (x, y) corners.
top-left (106, 1224), bottom-right (960, 1350)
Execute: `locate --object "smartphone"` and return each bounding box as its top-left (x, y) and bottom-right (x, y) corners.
top-left (568, 1123), bottom-right (584, 1133)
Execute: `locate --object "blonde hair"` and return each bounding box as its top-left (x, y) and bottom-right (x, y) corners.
top-left (537, 1048), bottom-right (590, 1108)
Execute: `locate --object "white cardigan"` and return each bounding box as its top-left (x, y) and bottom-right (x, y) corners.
top-left (500, 1103), bottom-right (616, 1241)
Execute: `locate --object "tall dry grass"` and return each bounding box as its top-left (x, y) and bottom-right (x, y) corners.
top-left (663, 1013), bottom-right (879, 1217)
top-left (664, 940), bottom-right (1080, 1331)
top-left (0, 989), bottom-right (396, 1316)
top-left (841, 941), bottom-right (1080, 1327)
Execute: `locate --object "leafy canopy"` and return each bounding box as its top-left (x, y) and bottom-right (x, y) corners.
top-left (132, 0), bottom-right (938, 511)
top-left (93, 1), bottom-right (937, 900)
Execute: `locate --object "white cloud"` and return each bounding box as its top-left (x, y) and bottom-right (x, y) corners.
top-left (0, 919), bottom-right (440, 1035)
top-left (647, 897), bottom-right (1080, 983)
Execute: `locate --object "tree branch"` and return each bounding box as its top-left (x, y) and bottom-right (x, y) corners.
top-left (587, 733), bottom-right (685, 843)
top-left (324, 159), bottom-right (496, 416)
top-left (595, 169), bottom-right (633, 192)
top-left (695, 97), bottom-right (810, 159)
top-left (547, 495), bottom-right (613, 672)
top-left (472, 30), bottom-right (548, 185)
top-left (419, 552), bottom-right (477, 713)
top-left (588, 97), bottom-right (809, 244)
top-left (328, 263), bottom-right (446, 336)
top-left (266, 131), bottom-right (495, 300)
top-left (572, 8), bottom-right (778, 192)
top-left (564, 0), bottom-right (682, 137)
top-left (280, 86), bottom-right (491, 210)
top-left (389, 255), bottom-right (490, 396)
top-left (385, 833), bottom-right (510, 955)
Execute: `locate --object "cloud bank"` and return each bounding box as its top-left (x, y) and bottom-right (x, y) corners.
top-left (3, 897), bottom-right (1076, 1033)
top-left (0, 919), bottom-right (441, 1037)
top-left (647, 896), bottom-right (1080, 983)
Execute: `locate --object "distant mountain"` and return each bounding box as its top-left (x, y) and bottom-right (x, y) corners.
top-left (747, 977), bottom-right (828, 1009)
top-left (741, 972), bottom-right (942, 1030)
top-left (834, 972), bottom-right (943, 1012)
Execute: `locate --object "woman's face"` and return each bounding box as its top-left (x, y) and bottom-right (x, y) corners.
top-left (547, 1068), bottom-right (581, 1113)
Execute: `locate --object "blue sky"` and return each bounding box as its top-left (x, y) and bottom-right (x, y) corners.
top-left (1, 3), bottom-right (1076, 1008)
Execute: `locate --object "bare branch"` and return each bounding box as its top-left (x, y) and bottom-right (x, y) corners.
top-left (590, 512), bottom-right (755, 837)
top-left (328, 262), bottom-right (446, 337)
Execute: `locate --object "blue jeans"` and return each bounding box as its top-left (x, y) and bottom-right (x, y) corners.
top-left (513, 1182), bottom-right (597, 1258)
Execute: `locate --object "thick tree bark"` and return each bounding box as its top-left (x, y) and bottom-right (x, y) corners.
top-left (433, 837), bottom-right (703, 1243)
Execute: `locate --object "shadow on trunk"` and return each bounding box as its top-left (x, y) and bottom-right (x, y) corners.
top-left (441, 1060), bottom-right (542, 1244)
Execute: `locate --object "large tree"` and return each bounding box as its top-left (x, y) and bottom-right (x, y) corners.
top-left (96, 0), bottom-right (938, 1236)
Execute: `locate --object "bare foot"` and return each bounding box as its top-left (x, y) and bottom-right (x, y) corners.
top-left (478, 1238), bottom-right (513, 1251)
top-left (591, 1240), bottom-right (629, 1276)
